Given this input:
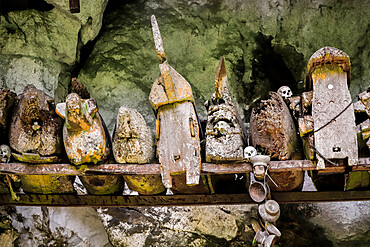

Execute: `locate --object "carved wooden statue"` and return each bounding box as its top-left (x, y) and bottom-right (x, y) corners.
top-left (56, 93), bottom-right (124, 195)
top-left (112, 106), bottom-right (165, 195)
top-left (250, 91), bottom-right (304, 191)
top-left (10, 85), bottom-right (63, 160)
top-left (205, 57), bottom-right (247, 162)
top-left (306, 46), bottom-right (358, 169)
top-left (203, 57), bottom-right (249, 194)
top-left (9, 85), bottom-right (74, 194)
top-left (150, 15), bottom-right (205, 192)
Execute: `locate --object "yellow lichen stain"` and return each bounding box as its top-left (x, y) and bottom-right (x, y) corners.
top-left (19, 175), bottom-right (74, 194)
top-left (123, 174), bottom-right (165, 195)
top-left (312, 64), bottom-right (345, 85)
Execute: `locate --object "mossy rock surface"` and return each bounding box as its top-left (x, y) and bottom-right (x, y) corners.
top-left (78, 0), bottom-right (369, 133)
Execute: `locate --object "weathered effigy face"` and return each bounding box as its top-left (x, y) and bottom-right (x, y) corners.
top-left (115, 108), bottom-right (133, 139)
top-left (112, 106), bottom-right (164, 195)
top-left (65, 93), bottom-right (91, 132)
top-left (57, 93), bottom-right (108, 165)
top-left (113, 106), bottom-right (153, 164)
top-left (8, 85), bottom-right (74, 194)
top-left (205, 57), bottom-right (246, 163)
top-left (9, 84), bottom-right (63, 157)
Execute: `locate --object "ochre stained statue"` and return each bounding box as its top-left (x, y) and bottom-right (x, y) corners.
top-left (56, 92), bottom-right (124, 195)
top-left (9, 85), bottom-right (74, 194)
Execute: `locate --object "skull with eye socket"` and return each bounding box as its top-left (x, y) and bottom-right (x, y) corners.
top-left (277, 86), bottom-right (293, 99)
top-left (0, 144), bottom-right (11, 163)
top-left (244, 146), bottom-right (257, 160)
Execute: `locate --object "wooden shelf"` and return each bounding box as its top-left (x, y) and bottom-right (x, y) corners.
top-left (1, 158), bottom-right (369, 206)
top-left (1, 191), bottom-right (369, 207)
top-left (1, 158), bottom-right (369, 176)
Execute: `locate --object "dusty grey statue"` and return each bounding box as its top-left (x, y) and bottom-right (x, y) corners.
top-left (112, 106), bottom-right (165, 195)
top-left (112, 106), bottom-right (154, 164)
top-left (205, 57), bottom-right (247, 162)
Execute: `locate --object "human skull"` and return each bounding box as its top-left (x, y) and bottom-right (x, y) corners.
top-left (277, 86), bottom-right (293, 99)
top-left (0, 144), bottom-right (11, 163)
top-left (244, 146), bottom-right (257, 160)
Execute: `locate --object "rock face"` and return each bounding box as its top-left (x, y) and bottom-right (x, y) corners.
top-left (96, 205), bottom-right (255, 246)
top-left (1, 206), bottom-right (112, 247)
top-left (78, 0), bottom-right (369, 133)
top-left (0, 0), bottom-right (108, 102)
top-left (96, 201), bottom-right (370, 247)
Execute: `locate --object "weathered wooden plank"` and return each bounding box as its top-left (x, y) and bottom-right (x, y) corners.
top-left (200, 163), bottom-right (252, 174)
top-left (0, 193), bottom-right (252, 207)
top-left (1, 191), bottom-right (369, 207)
top-left (1, 159), bottom-right (369, 176)
top-left (0, 163), bottom-right (162, 175)
top-left (353, 157), bottom-right (370, 171)
top-left (309, 47), bottom-right (358, 169)
top-left (267, 160), bottom-right (315, 171)
top-left (272, 191), bottom-right (370, 203)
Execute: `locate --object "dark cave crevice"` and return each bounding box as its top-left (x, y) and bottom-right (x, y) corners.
top-left (251, 32), bottom-right (298, 94)
top-left (242, 32), bottom-right (305, 120)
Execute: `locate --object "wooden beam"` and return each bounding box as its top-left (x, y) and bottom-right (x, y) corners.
top-left (0, 191), bottom-right (369, 207)
top-left (268, 160), bottom-right (315, 171)
top-left (201, 162), bottom-right (252, 173)
top-left (353, 157), bottom-right (370, 171)
top-left (273, 191), bottom-right (370, 203)
top-left (0, 158), bottom-right (369, 176)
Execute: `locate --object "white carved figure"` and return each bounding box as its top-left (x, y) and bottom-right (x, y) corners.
top-left (277, 86), bottom-right (293, 99)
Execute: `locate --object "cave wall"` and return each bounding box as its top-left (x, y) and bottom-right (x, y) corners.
top-left (0, 0), bottom-right (369, 246)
